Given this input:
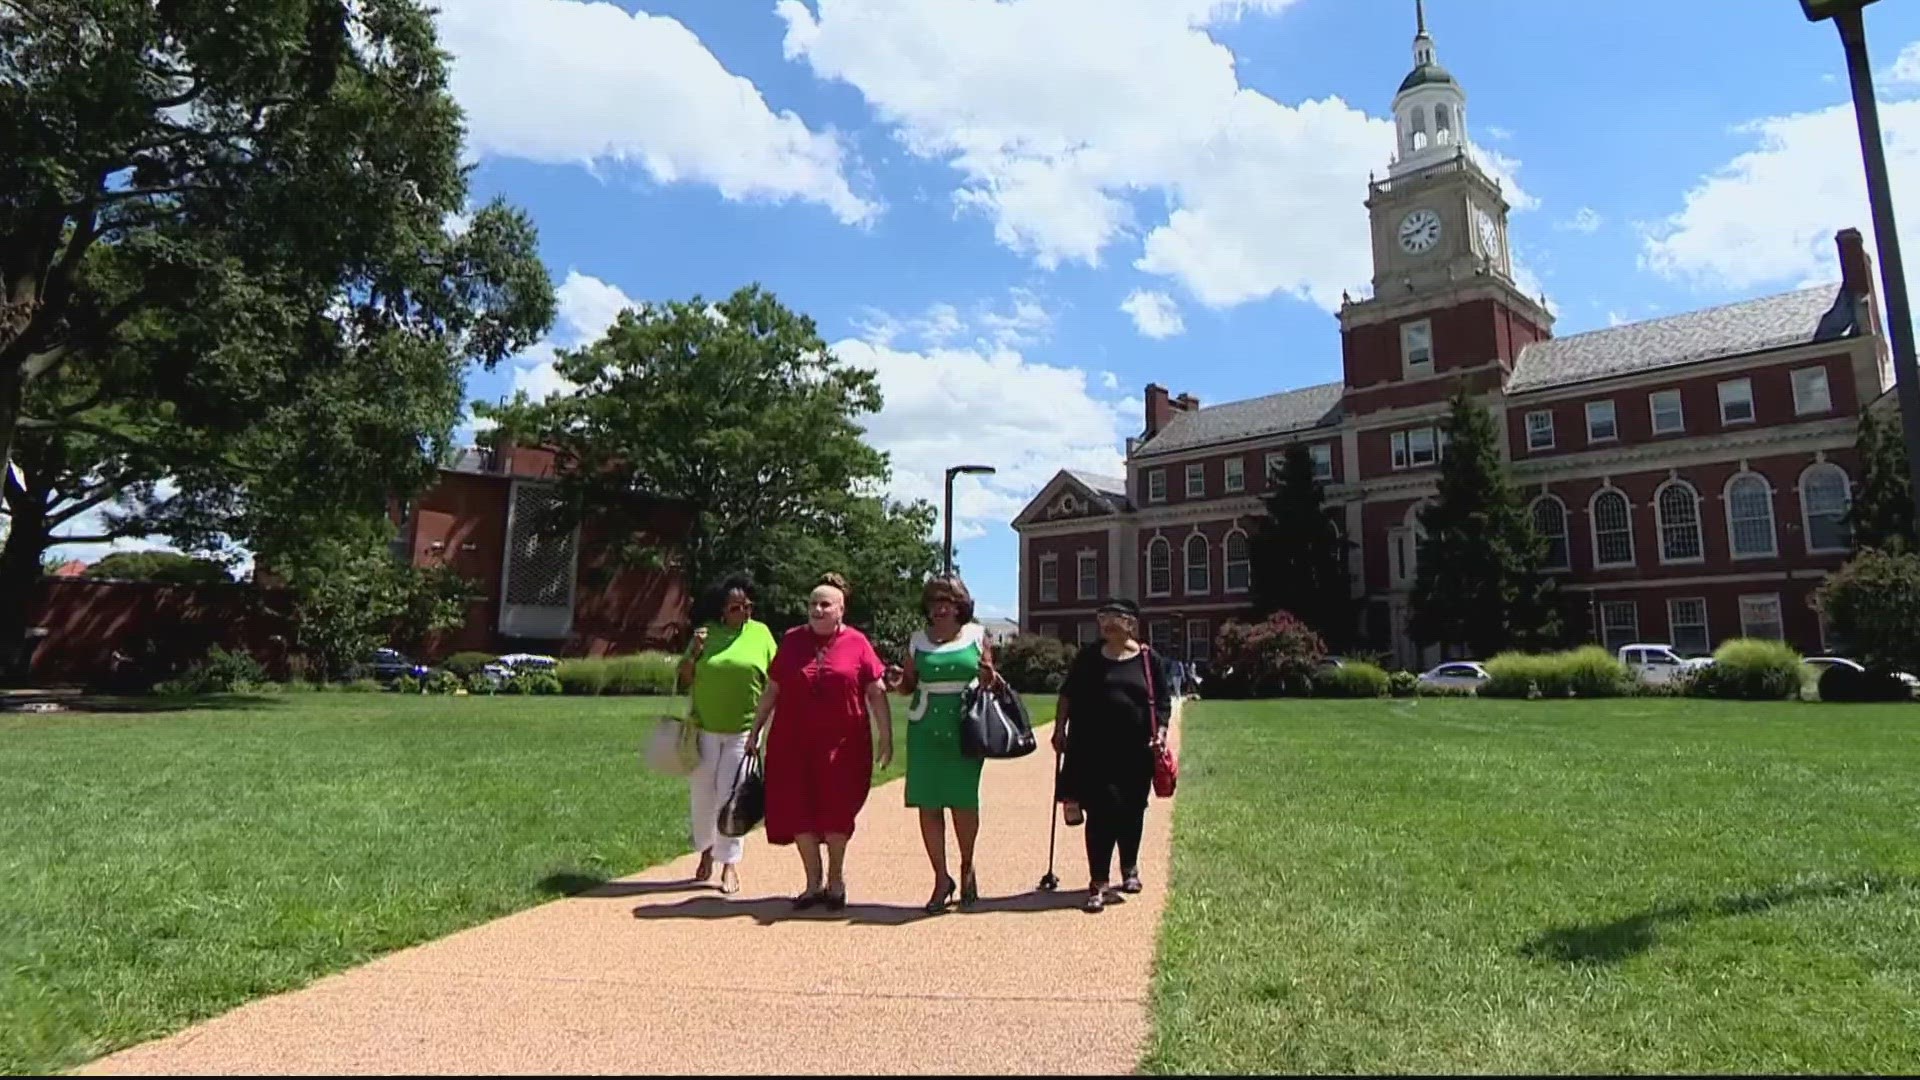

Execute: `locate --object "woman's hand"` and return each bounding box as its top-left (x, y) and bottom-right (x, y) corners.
top-left (745, 725), bottom-right (763, 758)
top-left (875, 737), bottom-right (894, 771)
top-left (1149, 727), bottom-right (1168, 752)
top-left (882, 663), bottom-right (905, 692)
top-left (689, 626), bottom-right (709, 659)
top-left (979, 656), bottom-right (1007, 692)
top-left (1051, 724), bottom-right (1069, 755)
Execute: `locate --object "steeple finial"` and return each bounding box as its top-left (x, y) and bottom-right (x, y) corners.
top-left (1416, 0), bottom-right (1427, 37)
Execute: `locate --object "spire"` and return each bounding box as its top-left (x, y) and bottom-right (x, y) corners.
top-left (1416, 0), bottom-right (1427, 37)
top-left (1412, 0), bottom-right (1436, 67)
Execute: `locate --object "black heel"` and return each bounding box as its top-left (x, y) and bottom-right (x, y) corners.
top-left (959, 869), bottom-right (979, 911)
top-left (924, 877), bottom-right (956, 914)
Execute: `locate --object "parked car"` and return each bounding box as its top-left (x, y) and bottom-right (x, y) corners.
top-left (1617, 643), bottom-right (1711, 686)
top-left (477, 652), bottom-right (560, 688)
top-left (365, 648), bottom-right (429, 684)
top-left (1417, 661), bottom-right (1490, 691)
top-left (1803, 655), bottom-right (1920, 692)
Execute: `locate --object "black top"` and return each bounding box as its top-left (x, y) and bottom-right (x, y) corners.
top-left (1059, 644), bottom-right (1174, 811)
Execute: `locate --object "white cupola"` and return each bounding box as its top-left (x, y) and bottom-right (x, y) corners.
top-left (1389, 0), bottom-right (1469, 178)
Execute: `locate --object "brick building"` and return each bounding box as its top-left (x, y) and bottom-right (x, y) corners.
top-left (1012, 4), bottom-right (1890, 669)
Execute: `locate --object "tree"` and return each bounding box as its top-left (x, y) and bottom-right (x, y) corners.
top-left (0, 0), bottom-right (555, 670)
top-left (1408, 389), bottom-right (1557, 656)
top-left (1249, 442), bottom-right (1354, 648)
top-left (476, 286), bottom-right (942, 638)
top-left (1210, 611), bottom-right (1327, 698)
top-left (1850, 406), bottom-right (1914, 553)
top-left (82, 549), bottom-right (231, 586)
top-left (1817, 547), bottom-right (1920, 676)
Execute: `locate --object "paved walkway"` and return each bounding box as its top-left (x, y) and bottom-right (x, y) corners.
top-left (77, 709), bottom-right (1181, 1075)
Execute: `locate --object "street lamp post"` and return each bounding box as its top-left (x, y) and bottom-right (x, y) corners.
top-left (942, 464), bottom-right (997, 576)
top-left (1803, 0), bottom-right (1920, 534)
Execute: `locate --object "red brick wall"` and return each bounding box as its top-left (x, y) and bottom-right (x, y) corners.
top-left (1342, 297), bottom-right (1549, 407)
top-left (1137, 436), bottom-right (1344, 507)
top-left (1028, 530), bottom-right (1111, 610)
top-left (1138, 520), bottom-right (1254, 605)
top-left (25, 579), bottom-right (294, 685)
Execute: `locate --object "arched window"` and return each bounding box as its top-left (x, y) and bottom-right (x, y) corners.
top-left (1656, 481), bottom-right (1704, 563)
top-left (1184, 534), bottom-right (1211, 595)
top-left (1591, 488), bottom-right (1634, 568)
top-left (1801, 463), bottom-right (1853, 553)
top-left (1531, 495), bottom-right (1571, 571)
top-left (1146, 538), bottom-right (1172, 597)
top-left (1433, 103), bottom-right (1454, 145)
top-left (1725, 473), bottom-right (1777, 559)
top-left (1409, 106), bottom-right (1429, 152)
top-left (1223, 530), bottom-right (1251, 593)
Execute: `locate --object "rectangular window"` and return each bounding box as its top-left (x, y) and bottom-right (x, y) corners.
top-left (1076, 552), bottom-right (1098, 600)
top-left (1037, 557), bottom-right (1058, 602)
top-left (1224, 457), bottom-right (1246, 493)
top-left (1408, 427), bottom-right (1437, 467)
top-left (1185, 619), bottom-right (1212, 663)
top-left (1148, 620), bottom-right (1173, 654)
top-left (1649, 389), bottom-right (1685, 436)
top-left (1391, 432), bottom-right (1409, 470)
top-left (1076, 621), bottom-right (1098, 646)
top-left (1389, 526), bottom-right (1414, 586)
top-left (1185, 463), bottom-right (1205, 497)
top-left (1147, 469), bottom-right (1167, 503)
top-left (1668, 597), bottom-right (1710, 657)
top-left (1739, 594), bottom-right (1785, 641)
top-left (1401, 319), bottom-right (1434, 373)
top-left (1585, 399), bottom-right (1618, 442)
top-left (1526, 410), bottom-right (1555, 451)
top-left (1264, 452), bottom-right (1284, 485)
top-left (1037, 623), bottom-right (1057, 640)
top-left (1600, 600), bottom-right (1640, 652)
top-left (1719, 378), bottom-right (1755, 425)
top-left (1793, 366), bottom-right (1832, 416)
top-left (1309, 444), bottom-right (1334, 481)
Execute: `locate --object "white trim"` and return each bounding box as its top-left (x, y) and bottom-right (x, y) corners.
top-left (1525, 409), bottom-right (1556, 451)
top-left (1309, 443), bottom-right (1335, 481)
top-left (1509, 417), bottom-right (1855, 482)
top-left (1722, 470), bottom-right (1778, 560)
top-left (1798, 461), bottom-right (1853, 555)
top-left (1648, 388), bottom-right (1686, 437)
top-left (1529, 493), bottom-right (1572, 572)
top-left (1589, 485), bottom-right (1636, 569)
top-left (1185, 618), bottom-right (1213, 663)
top-left (1585, 399), bottom-right (1618, 443)
top-left (1718, 377), bottom-right (1756, 426)
top-left (1146, 468), bottom-right (1168, 503)
top-left (1738, 592), bottom-right (1786, 641)
top-left (1145, 536), bottom-right (1173, 598)
top-left (1223, 456), bottom-right (1246, 493)
top-left (1222, 527), bottom-right (1252, 594)
top-left (1560, 568), bottom-right (1833, 592)
top-left (1401, 318), bottom-right (1434, 376)
top-left (1183, 532), bottom-right (1212, 597)
top-left (1654, 478), bottom-right (1706, 566)
top-left (1037, 552), bottom-right (1060, 603)
top-left (1599, 599), bottom-right (1641, 650)
top-left (1792, 365), bottom-right (1833, 417)
top-left (1666, 596), bottom-right (1711, 655)
top-left (1185, 461), bottom-right (1207, 498)
top-left (1074, 549), bottom-right (1099, 601)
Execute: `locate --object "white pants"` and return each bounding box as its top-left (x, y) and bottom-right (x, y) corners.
top-left (689, 730), bottom-right (749, 866)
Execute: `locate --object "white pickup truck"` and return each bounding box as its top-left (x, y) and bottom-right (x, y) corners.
top-left (1617, 643), bottom-right (1712, 686)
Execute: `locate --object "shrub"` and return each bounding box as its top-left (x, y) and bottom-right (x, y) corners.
top-left (1818, 548), bottom-right (1920, 675)
top-left (995, 634), bottom-right (1076, 694)
top-left (604, 653), bottom-right (677, 695)
top-left (1415, 681), bottom-right (1478, 698)
top-left (1387, 670), bottom-right (1418, 698)
top-left (344, 678), bottom-right (385, 694)
top-left (505, 670), bottom-right (563, 695)
top-left (394, 674), bottom-right (422, 694)
top-left (424, 669), bottom-right (465, 695)
top-left (1817, 663), bottom-right (1912, 703)
top-left (1211, 611), bottom-right (1326, 698)
top-left (1687, 638), bottom-right (1803, 701)
top-left (443, 651), bottom-right (498, 678)
top-left (156, 646), bottom-right (268, 695)
top-left (556, 658), bottom-right (611, 696)
top-left (1482, 646), bottom-right (1631, 699)
top-left (1314, 661), bottom-right (1390, 698)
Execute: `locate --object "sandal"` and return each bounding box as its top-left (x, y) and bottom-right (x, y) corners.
top-left (694, 851), bottom-right (714, 883)
top-left (823, 889), bottom-right (847, 913)
top-left (719, 866), bottom-right (740, 895)
top-left (924, 877), bottom-right (956, 915)
top-left (1120, 871), bottom-right (1143, 894)
top-left (1083, 889), bottom-right (1106, 913)
top-left (1062, 803), bottom-right (1084, 828)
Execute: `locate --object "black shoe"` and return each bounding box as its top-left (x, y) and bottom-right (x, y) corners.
top-left (822, 889), bottom-right (847, 913)
top-left (1119, 871), bottom-right (1144, 894)
top-left (792, 891), bottom-right (824, 911)
top-left (958, 870), bottom-right (980, 912)
top-left (924, 877), bottom-right (956, 915)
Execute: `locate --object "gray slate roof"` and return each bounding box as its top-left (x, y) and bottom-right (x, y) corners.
top-left (1507, 285), bottom-right (1853, 393)
top-left (1134, 381), bottom-right (1345, 458)
top-left (1065, 470), bottom-right (1131, 511)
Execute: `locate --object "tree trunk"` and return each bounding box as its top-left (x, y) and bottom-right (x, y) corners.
top-left (0, 489), bottom-right (50, 684)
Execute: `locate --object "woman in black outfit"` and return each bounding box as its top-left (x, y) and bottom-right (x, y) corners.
top-left (1051, 597), bottom-right (1174, 913)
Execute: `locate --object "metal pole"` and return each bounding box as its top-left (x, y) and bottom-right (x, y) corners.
top-left (942, 466), bottom-right (955, 577)
top-left (1837, 9), bottom-right (1920, 534)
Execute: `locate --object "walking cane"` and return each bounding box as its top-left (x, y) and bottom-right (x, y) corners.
top-left (1038, 748), bottom-right (1062, 892)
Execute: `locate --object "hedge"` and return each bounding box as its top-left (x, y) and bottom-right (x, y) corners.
top-left (1686, 639), bottom-right (1802, 701)
top-left (554, 653), bottom-right (679, 696)
top-left (1481, 646), bottom-right (1632, 699)
top-left (1313, 661), bottom-right (1390, 698)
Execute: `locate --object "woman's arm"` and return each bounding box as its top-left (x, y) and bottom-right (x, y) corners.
top-left (745, 681), bottom-right (779, 755)
top-left (865, 681), bottom-right (894, 770)
top-left (1148, 651), bottom-right (1174, 742)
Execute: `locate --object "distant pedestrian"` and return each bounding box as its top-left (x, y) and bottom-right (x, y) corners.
top-left (1051, 597), bottom-right (1174, 913)
top-left (677, 573), bottom-right (777, 895)
top-left (747, 572), bottom-right (894, 911)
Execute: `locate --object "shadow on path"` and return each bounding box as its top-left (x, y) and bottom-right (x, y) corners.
top-left (537, 871), bottom-right (718, 899)
top-left (1519, 873), bottom-right (1916, 966)
top-left (629, 888), bottom-right (1092, 927)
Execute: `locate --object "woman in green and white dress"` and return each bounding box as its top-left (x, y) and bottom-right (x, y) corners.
top-left (892, 575), bottom-right (1003, 914)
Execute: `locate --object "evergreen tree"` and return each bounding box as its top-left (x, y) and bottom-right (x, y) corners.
top-left (1849, 406), bottom-right (1915, 553)
top-left (1408, 389), bottom-right (1557, 655)
top-left (1249, 443), bottom-right (1354, 649)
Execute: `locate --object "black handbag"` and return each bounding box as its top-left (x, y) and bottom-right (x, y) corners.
top-left (960, 681), bottom-right (1038, 760)
top-left (716, 753), bottom-right (765, 838)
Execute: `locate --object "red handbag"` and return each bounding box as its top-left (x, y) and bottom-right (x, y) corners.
top-left (1143, 646), bottom-right (1177, 798)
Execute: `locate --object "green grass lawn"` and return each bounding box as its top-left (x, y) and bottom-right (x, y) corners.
top-left (1147, 697), bottom-right (1920, 1075)
top-left (0, 691), bottom-right (1053, 1075)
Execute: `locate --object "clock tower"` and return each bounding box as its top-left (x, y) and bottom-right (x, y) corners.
top-left (1340, 0), bottom-right (1553, 400)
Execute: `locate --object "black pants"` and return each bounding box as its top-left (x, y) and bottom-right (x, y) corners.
top-left (1084, 803), bottom-right (1146, 883)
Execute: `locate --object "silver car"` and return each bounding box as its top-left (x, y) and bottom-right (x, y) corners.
top-left (1417, 661), bottom-right (1490, 691)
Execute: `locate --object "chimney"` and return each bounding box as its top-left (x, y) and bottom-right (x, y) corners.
top-left (1838, 228), bottom-right (1875, 297)
top-left (1174, 393), bottom-right (1200, 412)
top-left (1145, 383), bottom-right (1174, 436)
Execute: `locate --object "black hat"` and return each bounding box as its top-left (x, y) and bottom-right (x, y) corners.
top-left (1095, 597), bottom-right (1141, 619)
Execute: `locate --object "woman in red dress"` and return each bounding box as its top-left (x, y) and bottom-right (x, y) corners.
top-left (746, 573), bottom-right (894, 912)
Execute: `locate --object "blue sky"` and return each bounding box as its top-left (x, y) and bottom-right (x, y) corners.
top-left (61, 0), bottom-right (1920, 618)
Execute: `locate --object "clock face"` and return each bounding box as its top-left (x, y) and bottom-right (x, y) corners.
top-left (1475, 208), bottom-right (1501, 257)
top-left (1398, 208), bottom-right (1442, 254)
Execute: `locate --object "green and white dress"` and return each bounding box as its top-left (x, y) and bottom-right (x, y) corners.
top-left (905, 622), bottom-right (987, 810)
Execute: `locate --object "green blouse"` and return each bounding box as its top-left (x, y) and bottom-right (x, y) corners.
top-left (685, 619), bottom-right (777, 735)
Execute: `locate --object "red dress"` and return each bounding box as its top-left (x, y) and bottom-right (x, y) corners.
top-left (763, 625), bottom-right (886, 845)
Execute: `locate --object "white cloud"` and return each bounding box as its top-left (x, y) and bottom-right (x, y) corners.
top-left (1484, 124), bottom-right (1514, 141)
top-left (1643, 95), bottom-right (1920, 290)
top-left (1893, 42), bottom-right (1920, 85)
top-left (435, 0), bottom-right (876, 225)
top-left (1100, 370), bottom-right (1120, 391)
top-left (855, 291), bottom-right (1054, 351)
top-left (777, 0), bottom-right (1532, 313)
top-left (502, 271), bottom-right (640, 403)
top-left (1558, 206), bottom-right (1604, 234)
top-left (1120, 290), bottom-right (1186, 339)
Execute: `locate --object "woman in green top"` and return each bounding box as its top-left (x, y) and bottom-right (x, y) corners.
top-left (677, 573), bottom-right (777, 895)
top-left (890, 575), bottom-right (1004, 914)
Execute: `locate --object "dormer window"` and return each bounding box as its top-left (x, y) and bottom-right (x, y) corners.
top-left (1401, 320), bottom-right (1433, 376)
